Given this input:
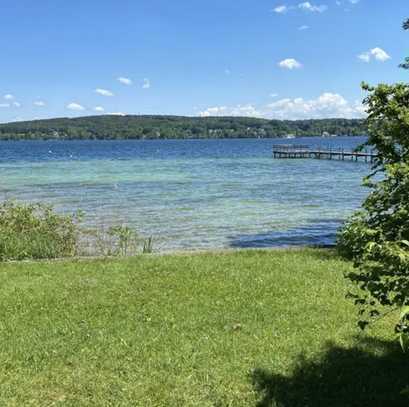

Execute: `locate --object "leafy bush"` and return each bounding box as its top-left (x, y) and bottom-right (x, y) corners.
top-left (337, 211), bottom-right (375, 260)
top-left (337, 81), bottom-right (409, 348)
top-left (0, 201), bottom-right (154, 261)
top-left (0, 201), bottom-right (82, 261)
top-left (338, 18), bottom-right (409, 349)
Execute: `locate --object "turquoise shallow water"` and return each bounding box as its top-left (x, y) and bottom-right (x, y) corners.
top-left (0, 137), bottom-right (368, 251)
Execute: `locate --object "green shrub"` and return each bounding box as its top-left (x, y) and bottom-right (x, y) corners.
top-left (338, 18), bottom-right (409, 349)
top-left (0, 200), bottom-right (154, 261)
top-left (337, 81), bottom-right (409, 349)
top-left (0, 201), bottom-right (82, 261)
top-left (337, 211), bottom-right (377, 260)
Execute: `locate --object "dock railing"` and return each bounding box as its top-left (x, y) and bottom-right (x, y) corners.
top-left (272, 144), bottom-right (378, 163)
top-left (272, 144), bottom-right (310, 151)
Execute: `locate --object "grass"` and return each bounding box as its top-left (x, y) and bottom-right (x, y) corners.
top-left (0, 248), bottom-right (407, 406)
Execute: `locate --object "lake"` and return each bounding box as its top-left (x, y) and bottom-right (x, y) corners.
top-left (0, 137), bottom-right (369, 251)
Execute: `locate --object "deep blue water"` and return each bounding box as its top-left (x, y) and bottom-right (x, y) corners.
top-left (0, 137), bottom-right (368, 251)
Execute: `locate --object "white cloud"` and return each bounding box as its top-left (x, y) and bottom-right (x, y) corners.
top-left (199, 93), bottom-right (364, 120)
top-left (298, 2), bottom-right (328, 12)
top-left (274, 2), bottom-right (327, 14)
top-left (265, 92), bottom-right (364, 119)
top-left (12, 102), bottom-right (21, 108)
top-left (66, 102), bottom-right (85, 111)
top-left (298, 25), bottom-right (309, 30)
top-left (336, 0), bottom-right (359, 4)
top-left (273, 5), bottom-right (288, 13)
top-left (354, 100), bottom-right (367, 115)
top-left (270, 93), bottom-right (279, 98)
top-left (34, 100), bottom-right (46, 107)
top-left (4, 94), bottom-right (14, 100)
top-left (199, 104), bottom-right (262, 118)
top-left (199, 106), bottom-right (227, 117)
top-left (117, 77), bottom-right (133, 86)
top-left (358, 52), bottom-right (371, 62)
top-left (142, 78), bottom-right (151, 89)
top-left (358, 47), bottom-right (391, 63)
top-left (108, 112), bottom-right (126, 116)
top-left (94, 106), bottom-right (105, 112)
top-left (278, 58), bottom-right (302, 69)
top-left (371, 47), bottom-right (391, 62)
top-left (0, 103), bottom-right (10, 108)
top-left (95, 88), bottom-right (114, 97)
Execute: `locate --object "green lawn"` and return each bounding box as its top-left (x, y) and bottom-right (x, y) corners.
top-left (0, 249), bottom-right (407, 406)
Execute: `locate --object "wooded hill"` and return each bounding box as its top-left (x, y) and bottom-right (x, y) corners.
top-left (0, 115), bottom-right (366, 140)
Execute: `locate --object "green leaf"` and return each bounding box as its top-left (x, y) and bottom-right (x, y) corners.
top-left (400, 333), bottom-right (409, 353)
top-left (401, 306), bottom-right (409, 320)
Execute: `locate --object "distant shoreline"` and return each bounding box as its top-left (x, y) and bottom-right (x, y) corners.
top-left (0, 114), bottom-right (367, 141)
top-left (0, 135), bottom-right (367, 142)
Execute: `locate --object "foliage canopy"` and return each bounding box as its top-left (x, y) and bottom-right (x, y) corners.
top-left (400, 19), bottom-right (409, 69)
top-left (338, 20), bottom-right (409, 346)
top-left (338, 82), bottom-right (409, 335)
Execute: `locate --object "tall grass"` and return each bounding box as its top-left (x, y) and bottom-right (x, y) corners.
top-left (0, 200), bottom-right (153, 261)
top-left (0, 201), bottom-right (82, 261)
top-left (81, 225), bottom-right (154, 257)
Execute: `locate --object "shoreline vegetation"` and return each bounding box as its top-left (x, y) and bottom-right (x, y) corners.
top-left (0, 115), bottom-right (366, 140)
top-left (0, 200), bottom-right (336, 262)
top-left (0, 201), bottom-right (153, 261)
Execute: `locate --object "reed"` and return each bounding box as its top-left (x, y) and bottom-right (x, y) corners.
top-left (0, 200), bottom-right (153, 261)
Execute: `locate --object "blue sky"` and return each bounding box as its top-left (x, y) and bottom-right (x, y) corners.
top-left (0, 0), bottom-right (407, 122)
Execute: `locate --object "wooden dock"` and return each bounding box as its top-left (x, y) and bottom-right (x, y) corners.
top-left (272, 144), bottom-right (378, 163)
